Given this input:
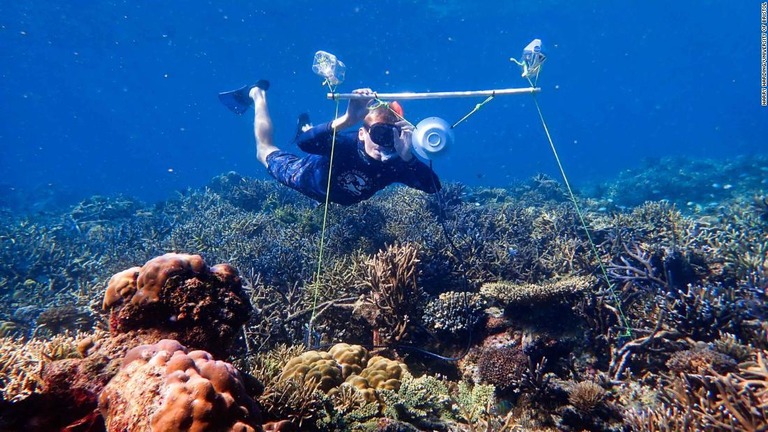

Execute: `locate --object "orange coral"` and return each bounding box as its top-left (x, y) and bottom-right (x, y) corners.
top-left (102, 266), bottom-right (140, 309)
top-left (99, 339), bottom-right (261, 432)
top-left (102, 254), bottom-right (252, 357)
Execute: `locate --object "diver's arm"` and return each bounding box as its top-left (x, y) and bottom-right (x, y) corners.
top-left (298, 88), bottom-right (372, 155)
top-left (331, 88), bottom-right (372, 130)
top-left (296, 122), bottom-right (339, 155)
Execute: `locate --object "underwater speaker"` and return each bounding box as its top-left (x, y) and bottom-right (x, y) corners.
top-left (412, 117), bottom-right (454, 160)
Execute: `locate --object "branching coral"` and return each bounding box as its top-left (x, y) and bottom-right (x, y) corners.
top-left (356, 243), bottom-right (423, 346)
top-left (666, 346), bottom-right (737, 375)
top-left (378, 372), bottom-right (452, 429)
top-left (451, 381), bottom-right (497, 425)
top-left (630, 352), bottom-right (768, 430)
top-left (0, 337), bottom-right (45, 403)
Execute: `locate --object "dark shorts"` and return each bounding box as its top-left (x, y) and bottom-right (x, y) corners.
top-left (266, 151), bottom-right (326, 201)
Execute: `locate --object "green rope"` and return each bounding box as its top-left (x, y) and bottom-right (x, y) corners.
top-left (306, 83), bottom-right (342, 348)
top-left (530, 93), bottom-right (633, 338)
top-left (452, 94), bottom-right (495, 128)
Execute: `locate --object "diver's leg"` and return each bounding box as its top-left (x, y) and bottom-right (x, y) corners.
top-left (250, 85), bottom-right (280, 167)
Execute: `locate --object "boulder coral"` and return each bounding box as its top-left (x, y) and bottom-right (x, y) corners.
top-left (103, 253), bottom-right (252, 357)
top-left (99, 339), bottom-right (262, 432)
top-left (276, 344), bottom-right (408, 404)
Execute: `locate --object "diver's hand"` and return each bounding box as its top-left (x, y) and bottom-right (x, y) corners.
top-left (395, 120), bottom-right (414, 162)
top-left (347, 88), bottom-right (373, 122)
top-left (332, 88), bottom-right (373, 130)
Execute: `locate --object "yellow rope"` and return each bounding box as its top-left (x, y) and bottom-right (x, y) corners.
top-left (531, 94), bottom-right (633, 338)
top-left (306, 85), bottom-right (342, 347)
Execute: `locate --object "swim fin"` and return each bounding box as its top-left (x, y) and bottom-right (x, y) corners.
top-left (218, 80), bottom-right (270, 115)
top-left (218, 85), bottom-right (253, 115)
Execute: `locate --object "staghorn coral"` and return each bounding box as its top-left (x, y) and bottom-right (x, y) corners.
top-left (0, 331), bottom-right (93, 405)
top-left (102, 253), bottom-right (252, 357)
top-left (714, 332), bottom-right (754, 362)
top-left (99, 339), bottom-right (261, 431)
top-left (259, 377), bottom-right (325, 429)
top-left (631, 352), bottom-right (768, 431)
top-left (3, 162), bottom-right (768, 430)
top-left (0, 337), bottom-right (45, 403)
top-left (237, 343), bottom-right (306, 386)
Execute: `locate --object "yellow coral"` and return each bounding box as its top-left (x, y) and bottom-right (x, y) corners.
top-left (328, 343), bottom-right (369, 379)
top-left (280, 350), bottom-right (343, 393)
top-left (359, 355), bottom-right (408, 391)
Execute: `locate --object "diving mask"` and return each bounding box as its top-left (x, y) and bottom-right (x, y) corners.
top-left (365, 123), bottom-right (401, 148)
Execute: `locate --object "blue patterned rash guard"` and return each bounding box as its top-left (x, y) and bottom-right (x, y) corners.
top-left (266, 121), bottom-right (441, 205)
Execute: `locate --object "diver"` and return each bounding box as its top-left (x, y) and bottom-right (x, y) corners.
top-left (219, 81), bottom-right (441, 205)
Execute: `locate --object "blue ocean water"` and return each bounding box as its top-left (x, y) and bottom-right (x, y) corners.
top-left (1, 1), bottom-right (765, 210)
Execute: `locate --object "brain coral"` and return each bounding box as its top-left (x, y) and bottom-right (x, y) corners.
top-left (102, 253), bottom-right (252, 357)
top-left (98, 339), bottom-right (262, 432)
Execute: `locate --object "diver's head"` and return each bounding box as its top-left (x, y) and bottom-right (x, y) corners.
top-left (359, 101), bottom-right (404, 162)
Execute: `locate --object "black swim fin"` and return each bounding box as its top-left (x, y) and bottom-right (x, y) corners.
top-left (218, 85), bottom-right (252, 115)
top-left (217, 80), bottom-right (270, 115)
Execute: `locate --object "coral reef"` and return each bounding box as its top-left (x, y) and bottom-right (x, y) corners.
top-left (1, 154), bottom-right (767, 431)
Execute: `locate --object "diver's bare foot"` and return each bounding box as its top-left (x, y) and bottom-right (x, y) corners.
top-left (249, 86), bottom-right (264, 101)
top-left (249, 80), bottom-right (270, 100)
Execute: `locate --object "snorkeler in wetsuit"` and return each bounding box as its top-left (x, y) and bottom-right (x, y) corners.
top-left (220, 81), bottom-right (440, 205)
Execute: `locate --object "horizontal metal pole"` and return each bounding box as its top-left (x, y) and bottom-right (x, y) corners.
top-left (327, 87), bottom-right (540, 100)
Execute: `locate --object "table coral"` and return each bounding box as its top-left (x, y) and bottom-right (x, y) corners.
top-left (102, 253), bottom-right (252, 357)
top-left (99, 339), bottom-right (262, 432)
